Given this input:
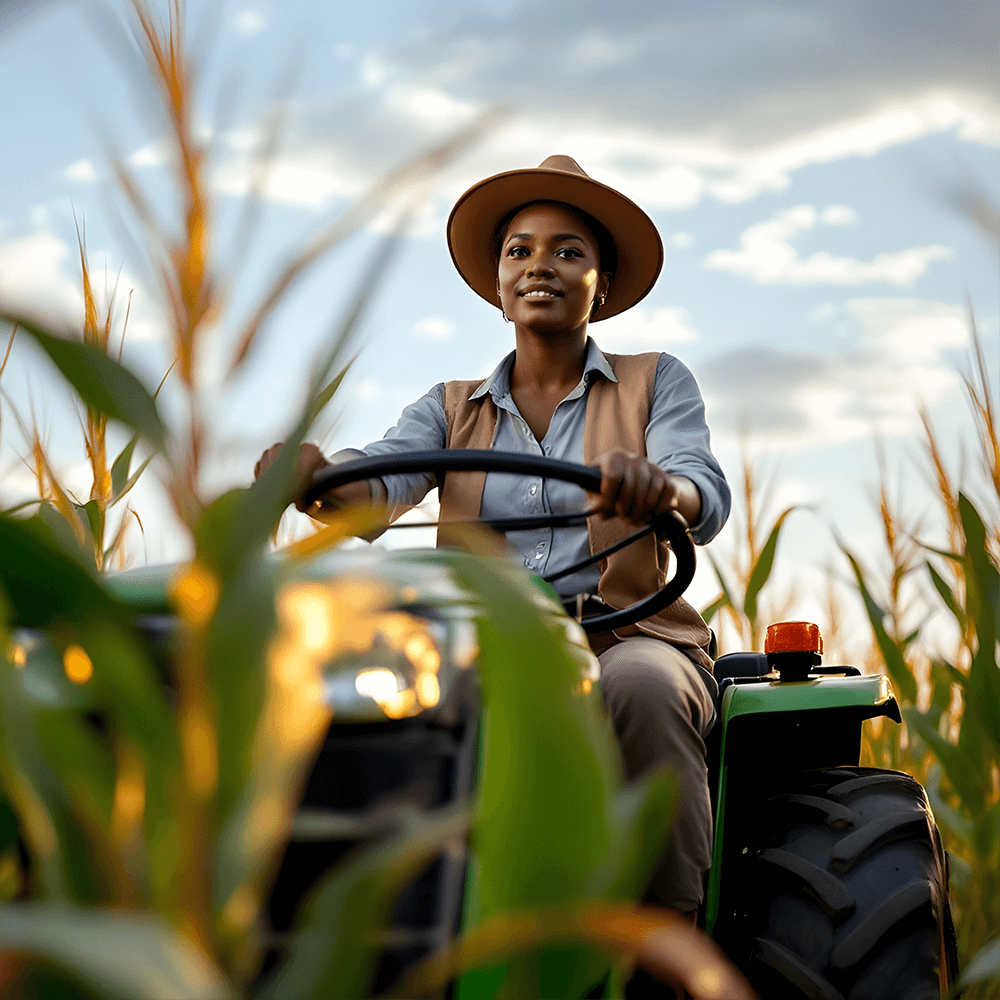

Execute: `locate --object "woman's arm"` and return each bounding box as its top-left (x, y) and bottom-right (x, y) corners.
top-left (584, 355), bottom-right (729, 537)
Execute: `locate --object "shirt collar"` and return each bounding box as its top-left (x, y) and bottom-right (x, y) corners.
top-left (468, 337), bottom-right (617, 401)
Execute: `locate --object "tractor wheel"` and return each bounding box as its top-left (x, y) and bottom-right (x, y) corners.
top-left (742, 766), bottom-right (958, 1000)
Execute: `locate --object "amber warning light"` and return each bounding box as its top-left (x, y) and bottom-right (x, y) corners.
top-left (765, 621), bottom-right (824, 655)
top-left (765, 621), bottom-right (823, 680)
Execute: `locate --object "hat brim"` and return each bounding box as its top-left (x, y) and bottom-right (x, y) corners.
top-left (447, 167), bottom-right (663, 321)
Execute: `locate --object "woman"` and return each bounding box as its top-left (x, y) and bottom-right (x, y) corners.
top-left (255, 155), bottom-right (731, 919)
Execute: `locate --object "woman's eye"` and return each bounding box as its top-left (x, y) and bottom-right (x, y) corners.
top-left (556, 247), bottom-right (583, 258)
top-left (508, 246), bottom-right (529, 257)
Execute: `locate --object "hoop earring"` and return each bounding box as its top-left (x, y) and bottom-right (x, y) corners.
top-left (591, 294), bottom-right (607, 316)
top-left (497, 285), bottom-right (510, 323)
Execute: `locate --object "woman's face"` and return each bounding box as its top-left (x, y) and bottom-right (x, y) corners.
top-left (496, 202), bottom-right (611, 335)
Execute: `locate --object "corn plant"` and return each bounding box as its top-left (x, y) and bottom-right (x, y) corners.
top-left (701, 443), bottom-right (797, 653)
top-left (842, 319), bottom-right (999, 997)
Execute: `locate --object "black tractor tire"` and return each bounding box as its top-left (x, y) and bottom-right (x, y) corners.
top-left (741, 766), bottom-right (958, 1000)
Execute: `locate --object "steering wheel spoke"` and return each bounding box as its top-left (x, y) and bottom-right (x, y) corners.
top-left (303, 449), bottom-right (695, 634)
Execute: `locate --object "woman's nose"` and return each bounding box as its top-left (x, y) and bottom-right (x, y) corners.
top-left (526, 259), bottom-right (554, 277)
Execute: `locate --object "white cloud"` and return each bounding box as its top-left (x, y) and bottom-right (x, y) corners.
top-left (383, 85), bottom-right (478, 130)
top-left (594, 304), bottom-right (700, 353)
top-left (230, 9), bottom-right (267, 35)
top-left (62, 159), bottom-right (98, 184)
top-left (0, 229), bottom-right (81, 322)
top-left (821, 205), bottom-right (857, 226)
top-left (360, 54), bottom-right (390, 88)
top-left (670, 232), bottom-right (693, 249)
top-left (212, 156), bottom-right (361, 208)
top-left (355, 377), bottom-right (382, 400)
top-left (129, 142), bottom-right (167, 169)
top-left (704, 204), bottom-right (953, 286)
top-left (0, 225), bottom-right (163, 344)
top-left (699, 297), bottom-right (970, 449)
top-left (413, 317), bottom-right (454, 340)
top-left (571, 31), bottom-right (629, 69)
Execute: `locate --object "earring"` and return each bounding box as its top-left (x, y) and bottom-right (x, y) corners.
top-left (497, 285), bottom-right (510, 323)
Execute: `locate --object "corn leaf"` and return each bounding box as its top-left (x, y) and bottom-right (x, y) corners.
top-left (391, 902), bottom-right (757, 1000)
top-left (903, 707), bottom-right (982, 812)
top-left (110, 453), bottom-right (156, 508)
top-left (842, 544), bottom-right (918, 703)
top-left (0, 903), bottom-right (234, 1000)
top-left (926, 764), bottom-right (974, 841)
top-left (743, 506), bottom-right (795, 625)
top-left (960, 936), bottom-right (1000, 988)
top-left (926, 560), bottom-right (965, 627)
top-left (0, 513), bottom-right (121, 626)
top-left (110, 433), bottom-right (140, 500)
top-left (3, 312), bottom-right (166, 449)
top-left (256, 804), bottom-right (468, 1000)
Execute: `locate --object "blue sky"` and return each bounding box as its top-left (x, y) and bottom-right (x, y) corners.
top-left (1, 0), bottom-right (997, 652)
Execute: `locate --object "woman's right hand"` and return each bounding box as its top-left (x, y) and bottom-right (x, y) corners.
top-left (254, 442), bottom-right (340, 513)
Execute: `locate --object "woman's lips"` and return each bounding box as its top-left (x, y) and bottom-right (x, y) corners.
top-left (519, 289), bottom-right (562, 298)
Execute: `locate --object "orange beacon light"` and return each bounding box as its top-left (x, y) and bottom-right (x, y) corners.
top-left (765, 621), bottom-right (824, 680)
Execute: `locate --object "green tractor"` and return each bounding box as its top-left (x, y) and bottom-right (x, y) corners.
top-left (75, 450), bottom-right (959, 997)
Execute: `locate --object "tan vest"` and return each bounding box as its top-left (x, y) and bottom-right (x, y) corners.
top-left (438, 352), bottom-right (714, 669)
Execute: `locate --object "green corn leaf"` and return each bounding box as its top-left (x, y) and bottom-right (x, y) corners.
top-left (0, 671), bottom-right (75, 899)
top-left (0, 903), bottom-right (234, 1000)
top-left (257, 804), bottom-right (468, 1000)
top-left (926, 560), bottom-right (965, 626)
top-left (743, 506), bottom-right (796, 626)
top-left (110, 433), bottom-right (140, 500)
top-left (110, 453), bottom-right (156, 508)
top-left (699, 593), bottom-right (730, 626)
top-left (708, 552), bottom-right (736, 609)
top-left (3, 312), bottom-right (166, 449)
top-left (77, 499), bottom-right (104, 548)
top-left (925, 764), bottom-right (973, 841)
top-left (959, 493), bottom-right (999, 633)
top-left (306, 359), bottom-right (353, 427)
top-left (36, 502), bottom-right (93, 571)
top-left (0, 499), bottom-right (45, 516)
top-left (0, 513), bottom-right (119, 625)
top-left (972, 801), bottom-right (1000, 860)
top-left (960, 935), bottom-right (1000, 987)
top-left (590, 769), bottom-right (675, 900)
top-left (842, 545), bottom-right (918, 703)
top-left (0, 797), bottom-right (17, 853)
top-left (903, 707), bottom-right (982, 813)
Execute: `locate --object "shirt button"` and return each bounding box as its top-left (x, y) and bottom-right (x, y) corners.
top-left (529, 484), bottom-right (537, 495)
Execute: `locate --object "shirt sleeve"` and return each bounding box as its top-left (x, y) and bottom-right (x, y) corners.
top-left (647, 354), bottom-right (731, 545)
top-left (361, 383), bottom-right (449, 506)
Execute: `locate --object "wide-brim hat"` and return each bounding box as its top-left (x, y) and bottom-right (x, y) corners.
top-left (447, 154), bottom-right (663, 321)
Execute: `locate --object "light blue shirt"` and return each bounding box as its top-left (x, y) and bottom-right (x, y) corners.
top-left (361, 338), bottom-right (730, 598)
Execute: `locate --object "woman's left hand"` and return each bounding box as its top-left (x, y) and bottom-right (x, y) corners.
top-left (587, 449), bottom-right (701, 527)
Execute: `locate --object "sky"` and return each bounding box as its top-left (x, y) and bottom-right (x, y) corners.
top-left (0, 0), bottom-right (997, 653)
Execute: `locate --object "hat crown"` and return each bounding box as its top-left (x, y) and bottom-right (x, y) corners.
top-left (536, 154), bottom-right (590, 177)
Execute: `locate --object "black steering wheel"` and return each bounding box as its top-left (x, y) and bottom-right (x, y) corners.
top-left (302, 449), bottom-right (695, 634)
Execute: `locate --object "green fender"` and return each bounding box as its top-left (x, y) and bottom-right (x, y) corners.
top-left (704, 672), bottom-right (901, 935)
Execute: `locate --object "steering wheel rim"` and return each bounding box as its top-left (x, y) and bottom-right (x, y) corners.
top-left (303, 449), bottom-right (695, 633)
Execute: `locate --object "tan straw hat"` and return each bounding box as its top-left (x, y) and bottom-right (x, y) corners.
top-left (447, 154), bottom-right (663, 321)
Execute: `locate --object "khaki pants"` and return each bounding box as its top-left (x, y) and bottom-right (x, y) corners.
top-left (597, 636), bottom-right (718, 911)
